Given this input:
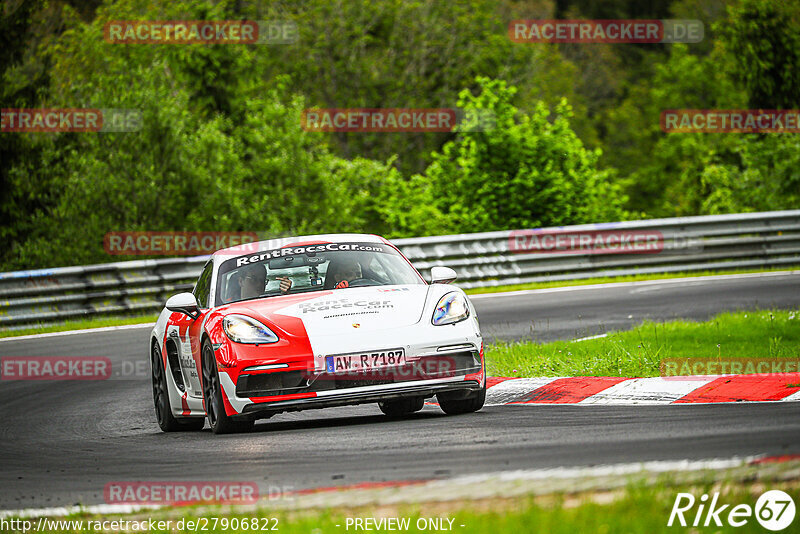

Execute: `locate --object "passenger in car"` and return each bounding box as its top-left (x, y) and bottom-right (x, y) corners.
top-left (237, 264), bottom-right (267, 299)
top-left (327, 258), bottom-right (363, 289)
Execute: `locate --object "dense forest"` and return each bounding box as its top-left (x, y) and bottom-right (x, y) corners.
top-left (1, 0), bottom-right (798, 270)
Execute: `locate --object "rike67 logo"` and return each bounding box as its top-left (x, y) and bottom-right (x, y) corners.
top-left (669, 490), bottom-right (796, 531)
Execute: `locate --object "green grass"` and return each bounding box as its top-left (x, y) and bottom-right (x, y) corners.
top-left (159, 488), bottom-right (778, 533)
top-left (0, 314), bottom-right (158, 338)
top-left (27, 480), bottom-right (794, 533)
top-left (464, 265), bottom-right (799, 295)
top-left (486, 309), bottom-right (800, 378)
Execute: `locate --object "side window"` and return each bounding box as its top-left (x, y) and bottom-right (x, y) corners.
top-left (193, 262), bottom-right (214, 308)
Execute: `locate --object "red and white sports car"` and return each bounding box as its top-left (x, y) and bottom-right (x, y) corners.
top-left (149, 234), bottom-right (485, 434)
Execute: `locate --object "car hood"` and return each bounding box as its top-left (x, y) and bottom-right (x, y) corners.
top-left (230, 285), bottom-right (432, 338)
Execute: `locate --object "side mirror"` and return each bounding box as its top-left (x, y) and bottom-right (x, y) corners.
top-left (166, 292), bottom-right (200, 319)
top-left (430, 266), bottom-right (457, 284)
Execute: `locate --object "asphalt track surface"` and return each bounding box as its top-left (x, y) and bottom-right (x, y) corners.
top-left (1, 273), bottom-right (799, 510)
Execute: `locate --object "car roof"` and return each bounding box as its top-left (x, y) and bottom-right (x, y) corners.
top-left (212, 233), bottom-right (389, 258)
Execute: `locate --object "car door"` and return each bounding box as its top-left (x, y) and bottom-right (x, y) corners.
top-left (168, 260), bottom-right (213, 399)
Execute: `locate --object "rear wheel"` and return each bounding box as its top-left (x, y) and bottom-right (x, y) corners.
top-left (201, 340), bottom-right (254, 434)
top-left (378, 396), bottom-right (425, 416)
top-left (151, 343), bottom-right (204, 432)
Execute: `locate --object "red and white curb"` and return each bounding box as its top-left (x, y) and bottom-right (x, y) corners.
top-left (485, 374), bottom-right (800, 405)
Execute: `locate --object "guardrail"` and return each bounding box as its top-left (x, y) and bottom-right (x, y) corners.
top-left (1, 210), bottom-right (799, 329)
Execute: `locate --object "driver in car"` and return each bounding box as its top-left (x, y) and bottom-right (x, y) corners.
top-left (330, 258), bottom-right (363, 289)
top-left (238, 264), bottom-right (292, 299)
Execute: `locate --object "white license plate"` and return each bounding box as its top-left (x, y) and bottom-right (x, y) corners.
top-left (326, 349), bottom-right (406, 373)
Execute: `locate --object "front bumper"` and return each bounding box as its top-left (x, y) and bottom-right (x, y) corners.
top-left (216, 316), bottom-right (484, 418)
top-left (239, 376), bottom-right (483, 419)
top-left (236, 350), bottom-right (481, 396)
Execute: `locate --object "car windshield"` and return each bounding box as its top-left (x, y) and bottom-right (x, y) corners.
top-left (215, 241), bottom-right (424, 305)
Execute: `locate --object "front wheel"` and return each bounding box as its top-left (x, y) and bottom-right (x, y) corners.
top-left (378, 396), bottom-right (425, 416)
top-left (151, 344), bottom-right (204, 432)
top-left (437, 384), bottom-right (486, 415)
top-left (201, 340), bottom-right (254, 434)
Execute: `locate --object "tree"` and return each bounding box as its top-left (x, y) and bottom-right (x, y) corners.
top-left (3, 0), bottom-right (398, 269)
top-left (381, 78), bottom-right (629, 236)
top-left (245, 0), bottom-right (587, 175)
top-left (722, 0), bottom-right (800, 109)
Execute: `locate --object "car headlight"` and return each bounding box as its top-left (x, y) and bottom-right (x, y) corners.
top-left (222, 314), bottom-right (279, 344)
top-left (432, 292), bottom-right (470, 325)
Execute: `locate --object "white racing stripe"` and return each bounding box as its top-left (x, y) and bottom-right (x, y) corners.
top-left (434, 456), bottom-right (757, 486)
top-left (485, 377), bottom-right (559, 405)
top-left (486, 374), bottom-right (800, 405)
top-left (0, 323), bottom-right (154, 343)
top-left (578, 376), bottom-right (718, 405)
top-left (783, 389), bottom-right (800, 402)
top-left (0, 503), bottom-right (159, 520)
top-left (571, 333), bottom-right (608, 343)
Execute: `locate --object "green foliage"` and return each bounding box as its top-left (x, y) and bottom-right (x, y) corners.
top-left (0, 0), bottom-right (52, 265)
top-left (607, 33), bottom-right (800, 217)
top-left (388, 78), bottom-right (628, 235)
top-left (4, 0), bottom-right (400, 268)
top-left (603, 43), bottom-right (746, 215)
top-left (697, 134), bottom-right (800, 215)
top-left (245, 0), bottom-right (587, 176)
top-left (722, 0), bottom-right (800, 109)
top-left (2, 0), bottom-right (799, 271)
top-left (11, 74), bottom-right (398, 267)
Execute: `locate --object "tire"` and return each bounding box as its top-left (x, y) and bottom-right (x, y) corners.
top-left (151, 343), bottom-right (205, 432)
top-left (437, 372), bottom-right (486, 415)
top-left (201, 340), bottom-right (254, 434)
top-left (378, 396), bottom-right (425, 416)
